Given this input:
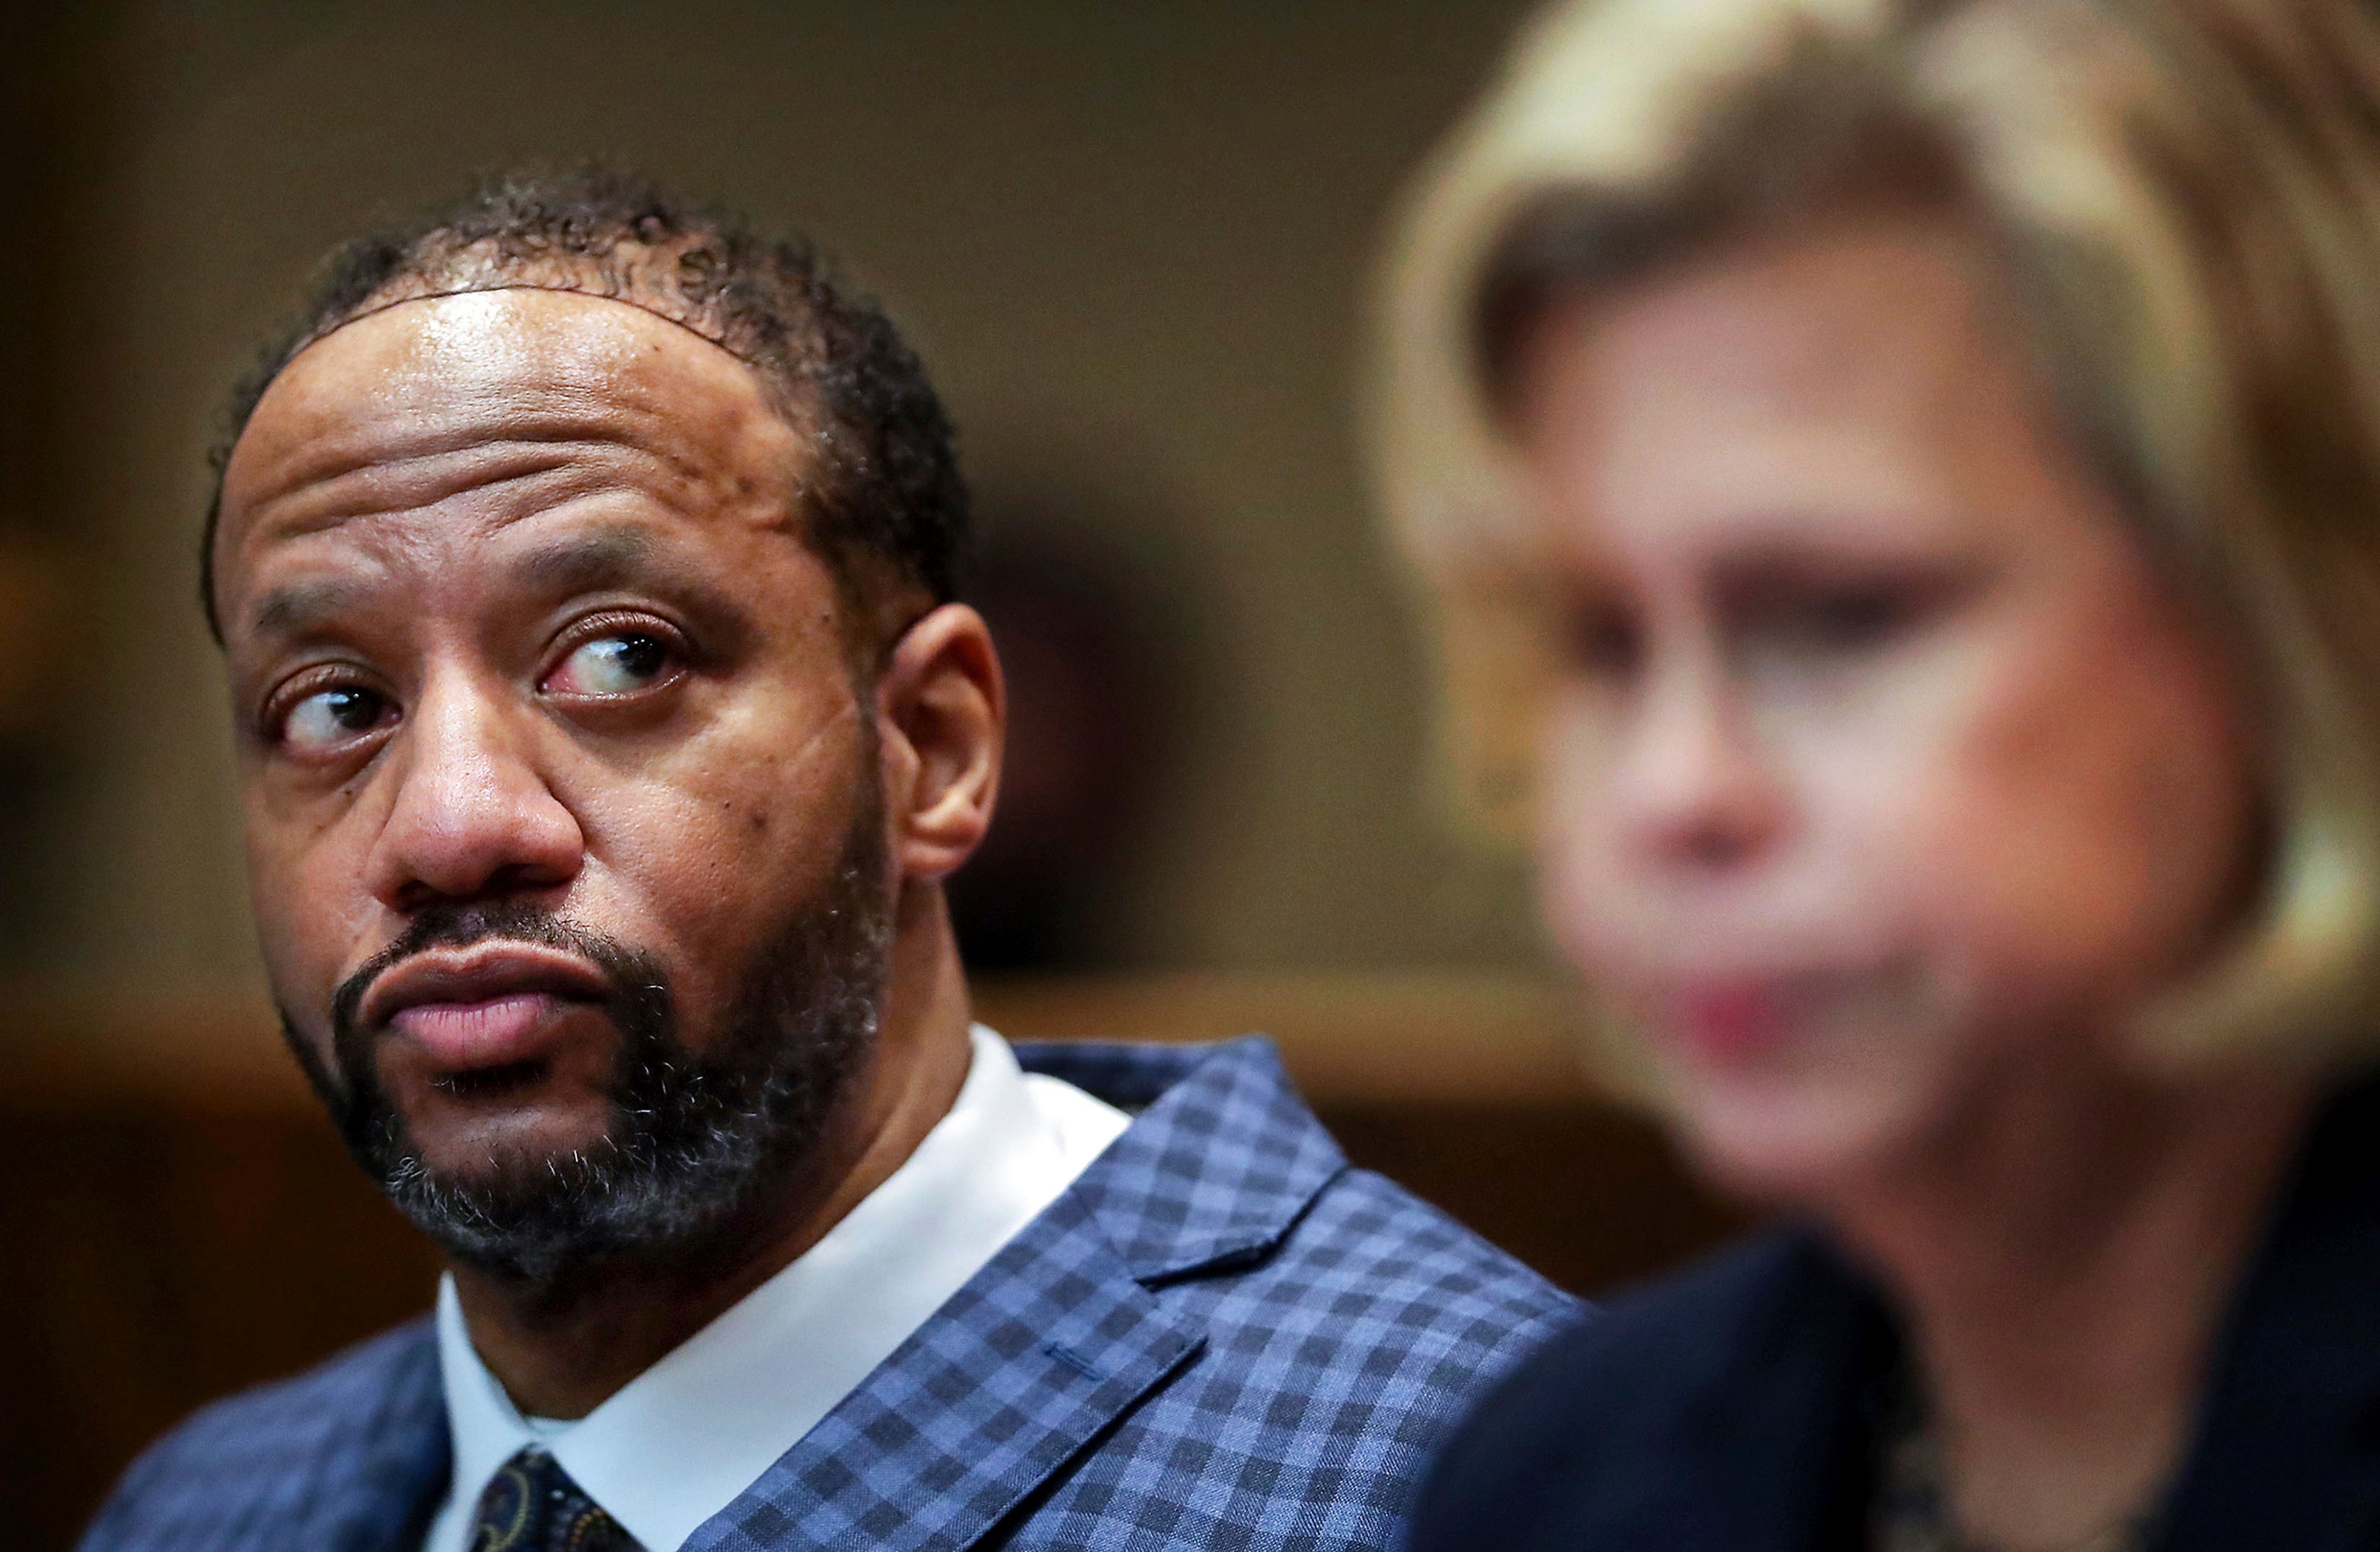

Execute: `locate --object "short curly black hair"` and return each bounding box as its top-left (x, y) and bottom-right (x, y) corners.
top-left (201, 165), bottom-right (969, 641)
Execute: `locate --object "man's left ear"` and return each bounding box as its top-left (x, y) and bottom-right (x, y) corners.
top-left (876, 602), bottom-right (1003, 881)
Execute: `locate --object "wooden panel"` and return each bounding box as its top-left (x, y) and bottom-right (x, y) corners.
top-left (981, 971), bottom-right (1597, 1101)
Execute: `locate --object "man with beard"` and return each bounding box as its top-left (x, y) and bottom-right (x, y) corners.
top-left (78, 169), bottom-right (1577, 1552)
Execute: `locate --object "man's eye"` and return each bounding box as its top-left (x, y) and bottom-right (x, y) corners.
top-left (282, 687), bottom-right (394, 751)
top-left (545, 632), bottom-right (675, 697)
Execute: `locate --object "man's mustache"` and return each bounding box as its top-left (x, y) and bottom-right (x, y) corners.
top-left (328, 899), bottom-right (669, 1049)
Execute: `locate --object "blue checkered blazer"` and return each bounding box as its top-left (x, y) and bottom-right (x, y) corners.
top-left (82, 1038), bottom-right (1582, 1551)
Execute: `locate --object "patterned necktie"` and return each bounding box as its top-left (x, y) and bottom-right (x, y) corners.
top-left (467, 1447), bottom-right (644, 1552)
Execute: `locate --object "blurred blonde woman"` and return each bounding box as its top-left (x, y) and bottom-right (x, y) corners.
top-left (1375, 1), bottom-right (2380, 1548)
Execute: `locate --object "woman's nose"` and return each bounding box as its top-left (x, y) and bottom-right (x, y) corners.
top-left (1610, 659), bottom-right (1789, 877)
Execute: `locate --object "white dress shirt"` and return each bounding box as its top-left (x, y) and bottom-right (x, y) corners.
top-left (423, 1024), bottom-right (1131, 1552)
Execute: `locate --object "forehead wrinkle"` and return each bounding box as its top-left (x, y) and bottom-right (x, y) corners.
top-left (223, 292), bottom-right (819, 630)
top-left (239, 437), bottom-right (630, 542)
top-left (235, 393), bottom-right (803, 552)
top-left (240, 399), bottom-right (629, 493)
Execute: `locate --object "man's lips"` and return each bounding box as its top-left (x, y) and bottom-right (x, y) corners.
top-left (358, 943), bottom-right (614, 1071)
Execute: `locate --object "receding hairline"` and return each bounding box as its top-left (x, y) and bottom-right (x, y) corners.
top-left (223, 283), bottom-right (804, 476)
top-left (272, 280), bottom-right (772, 389)
top-left (203, 166), bottom-right (971, 648)
top-left (211, 284), bottom-right (823, 617)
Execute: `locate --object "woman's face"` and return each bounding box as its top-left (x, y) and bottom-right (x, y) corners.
top-left (1512, 214), bottom-right (2260, 1197)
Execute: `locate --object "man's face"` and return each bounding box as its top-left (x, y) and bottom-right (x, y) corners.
top-left (214, 289), bottom-right (892, 1278)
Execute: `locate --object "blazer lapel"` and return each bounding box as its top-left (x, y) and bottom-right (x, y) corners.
top-left (682, 1039), bottom-right (1344, 1552)
top-left (270, 1320), bottom-right (451, 1552)
top-left (682, 1189), bottom-right (1203, 1552)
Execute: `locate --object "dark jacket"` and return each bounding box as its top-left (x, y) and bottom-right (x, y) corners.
top-left (81, 1039), bottom-right (1581, 1552)
top-left (1406, 1075), bottom-right (2380, 1551)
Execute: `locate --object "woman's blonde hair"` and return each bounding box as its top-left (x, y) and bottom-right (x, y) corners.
top-left (1371, 0), bottom-right (2380, 1066)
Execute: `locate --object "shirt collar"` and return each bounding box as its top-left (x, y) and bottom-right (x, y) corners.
top-left (431, 1023), bottom-right (1127, 1552)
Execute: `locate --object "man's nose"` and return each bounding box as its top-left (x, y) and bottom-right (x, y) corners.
top-left (1611, 659), bottom-right (1789, 875)
top-left (363, 676), bottom-right (585, 912)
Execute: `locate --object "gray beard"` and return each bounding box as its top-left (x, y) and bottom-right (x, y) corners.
top-left (281, 788), bottom-right (892, 1288)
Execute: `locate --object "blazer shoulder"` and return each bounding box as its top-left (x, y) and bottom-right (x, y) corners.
top-left (1041, 1034), bottom-right (1583, 1370)
top-left (1018, 1167), bottom-right (1580, 1552)
top-left (79, 1317), bottom-right (444, 1551)
top-left (1272, 1163), bottom-right (1585, 1356)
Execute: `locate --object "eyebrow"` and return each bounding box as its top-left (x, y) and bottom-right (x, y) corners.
top-left (506, 526), bottom-right (661, 597)
top-left (239, 526), bottom-right (726, 648)
top-left (503, 526), bottom-right (759, 662)
top-left (246, 578), bottom-right (367, 642)
top-left (237, 532), bottom-right (654, 641)
top-left (1701, 534), bottom-right (1986, 594)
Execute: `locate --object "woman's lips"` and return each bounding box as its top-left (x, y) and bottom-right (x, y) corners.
top-left (389, 991), bottom-right (573, 1070)
top-left (1669, 984), bottom-right (1791, 1064)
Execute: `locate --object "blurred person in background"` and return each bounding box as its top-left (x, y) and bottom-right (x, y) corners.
top-left (1375, 0), bottom-right (2380, 1548)
top-left (80, 167), bottom-right (1574, 1552)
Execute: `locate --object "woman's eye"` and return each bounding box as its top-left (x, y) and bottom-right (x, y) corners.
top-left (1742, 570), bottom-right (1967, 669)
top-left (545, 632), bottom-right (675, 697)
top-left (1562, 599), bottom-right (1643, 681)
top-left (1777, 584), bottom-right (1921, 651)
top-left (281, 687), bottom-right (394, 751)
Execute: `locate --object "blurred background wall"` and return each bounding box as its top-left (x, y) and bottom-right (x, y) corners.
top-left (0, 4), bottom-right (1738, 1543)
top-left (6, 0), bottom-right (1575, 987)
